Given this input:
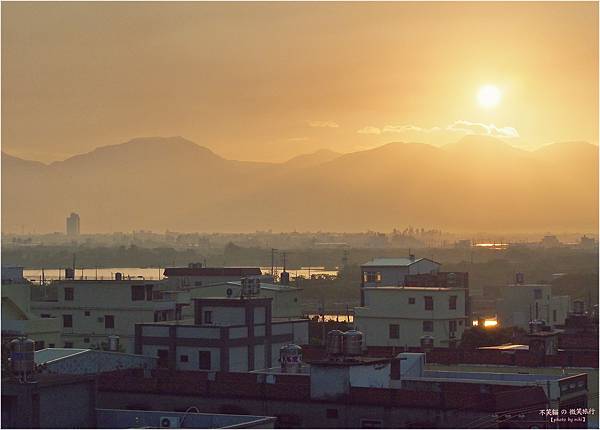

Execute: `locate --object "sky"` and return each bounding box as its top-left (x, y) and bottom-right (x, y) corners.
top-left (2, 2), bottom-right (598, 163)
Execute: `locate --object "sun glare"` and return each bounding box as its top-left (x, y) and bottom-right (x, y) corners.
top-left (477, 85), bottom-right (502, 108)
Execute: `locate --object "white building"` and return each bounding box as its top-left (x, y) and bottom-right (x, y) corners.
top-left (354, 286), bottom-right (468, 348)
top-left (31, 279), bottom-right (177, 353)
top-left (496, 283), bottom-right (571, 329)
top-left (2, 267), bottom-right (61, 349)
top-left (135, 297), bottom-right (308, 372)
top-left (360, 256), bottom-right (440, 305)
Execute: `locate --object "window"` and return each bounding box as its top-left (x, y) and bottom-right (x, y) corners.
top-left (194, 281), bottom-right (203, 287)
top-left (180, 355), bottom-right (189, 362)
top-left (48, 343), bottom-right (55, 348)
top-left (449, 295), bottom-right (457, 310)
top-left (408, 297), bottom-right (416, 304)
top-left (424, 296), bottom-right (434, 311)
top-left (363, 272), bottom-right (381, 283)
top-left (157, 349), bottom-right (169, 368)
top-left (83, 337), bottom-right (90, 343)
top-left (131, 285), bottom-right (145, 301)
top-left (84, 311), bottom-right (90, 316)
top-left (199, 351), bottom-right (211, 370)
top-left (326, 409), bottom-right (338, 419)
top-left (105, 315), bottom-right (115, 329)
top-left (423, 320), bottom-right (434, 332)
top-left (389, 324), bottom-right (399, 339)
top-left (533, 289), bottom-right (542, 300)
top-left (64, 287), bottom-right (74, 301)
top-left (41, 314), bottom-right (51, 318)
top-left (145, 285), bottom-right (153, 301)
top-left (553, 310), bottom-right (557, 322)
top-left (204, 311), bottom-right (213, 324)
top-left (64, 342), bottom-right (74, 348)
top-left (449, 320), bottom-right (457, 333)
top-left (63, 314), bottom-right (73, 328)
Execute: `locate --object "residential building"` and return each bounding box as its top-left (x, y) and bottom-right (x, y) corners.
top-left (354, 286), bottom-right (468, 348)
top-left (66, 212), bottom-right (80, 236)
top-left (30, 279), bottom-right (177, 353)
top-left (496, 282), bottom-right (570, 329)
top-left (168, 280), bottom-right (303, 320)
top-left (96, 409), bottom-right (276, 428)
top-left (2, 267), bottom-right (60, 349)
top-left (2, 374), bottom-right (97, 428)
top-left (95, 351), bottom-right (589, 429)
top-left (360, 256), bottom-right (440, 305)
top-left (135, 297), bottom-right (308, 372)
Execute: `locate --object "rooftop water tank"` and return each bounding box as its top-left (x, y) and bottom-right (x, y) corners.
top-left (326, 330), bottom-right (344, 355)
top-left (342, 330), bottom-right (363, 356)
top-left (10, 337), bottom-right (35, 376)
top-left (108, 335), bottom-right (120, 351)
top-left (279, 344), bottom-right (302, 373)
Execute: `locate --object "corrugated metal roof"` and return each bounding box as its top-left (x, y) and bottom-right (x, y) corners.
top-left (362, 257), bottom-right (440, 267)
top-left (35, 348), bottom-right (89, 364)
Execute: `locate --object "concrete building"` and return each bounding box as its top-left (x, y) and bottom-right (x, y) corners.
top-left (96, 409), bottom-right (275, 428)
top-left (95, 351), bottom-right (589, 429)
top-left (35, 348), bottom-right (158, 375)
top-left (2, 267), bottom-right (61, 349)
top-left (177, 281), bottom-right (303, 319)
top-left (31, 279), bottom-right (177, 353)
top-left (360, 256), bottom-right (440, 305)
top-left (135, 297), bottom-right (308, 372)
top-left (66, 212), bottom-right (80, 236)
top-left (354, 286), bottom-right (468, 348)
top-left (2, 374), bottom-right (97, 428)
top-left (496, 282), bottom-right (571, 329)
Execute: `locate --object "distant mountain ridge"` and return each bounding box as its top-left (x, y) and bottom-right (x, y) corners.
top-left (2, 136), bottom-right (597, 233)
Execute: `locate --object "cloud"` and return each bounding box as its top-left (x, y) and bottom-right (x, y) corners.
top-left (382, 125), bottom-right (441, 134)
top-left (308, 120), bottom-right (339, 128)
top-left (446, 120), bottom-right (520, 138)
top-left (357, 126), bottom-right (382, 135)
top-left (357, 121), bottom-right (519, 139)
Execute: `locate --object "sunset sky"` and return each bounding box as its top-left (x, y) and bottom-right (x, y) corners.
top-left (2, 2), bottom-right (598, 163)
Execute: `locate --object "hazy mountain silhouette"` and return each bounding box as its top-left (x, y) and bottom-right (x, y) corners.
top-left (2, 136), bottom-right (597, 233)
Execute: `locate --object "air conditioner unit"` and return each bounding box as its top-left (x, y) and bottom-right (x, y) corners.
top-left (159, 416), bottom-right (180, 428)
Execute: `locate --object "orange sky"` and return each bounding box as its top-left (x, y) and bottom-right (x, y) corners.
top-left (2, 2), bottom-right (598, 162)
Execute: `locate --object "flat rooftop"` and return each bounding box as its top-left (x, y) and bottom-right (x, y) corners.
top-left (362, 257), bottom-right (437, 267)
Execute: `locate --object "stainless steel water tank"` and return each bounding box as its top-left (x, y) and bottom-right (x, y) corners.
top-left (342, 330), bottom-right (363, 356)
top-left (10, 337), bottom-right (35, 374)
top-left (279, 344), bottom-right (302, 372)
top-left (326, 330), bottom-right (344, 355)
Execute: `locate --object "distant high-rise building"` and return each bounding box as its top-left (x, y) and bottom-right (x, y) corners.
top-left (66, 213), bottom-right (80, 236)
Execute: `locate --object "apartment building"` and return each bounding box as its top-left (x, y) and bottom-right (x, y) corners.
top-left (496, 282), bottom-right (571, 329)
top-left (360, 256), bottom-right (440, 305)
top-left (31, 279), bottom-right (177, 353)
top-left (135, 297), bottom-right (308, 372)
top-left (354, 286), bottom-right (468, 348)
top-left (1, 267), bottom-right (60, 349)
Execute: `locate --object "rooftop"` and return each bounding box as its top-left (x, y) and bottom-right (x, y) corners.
top-left (363, 286), bottom-right (465, 291)
top-left (164, 267), bottom-right (262, 277)
top-left (362, 257), bottom-right (438, 267)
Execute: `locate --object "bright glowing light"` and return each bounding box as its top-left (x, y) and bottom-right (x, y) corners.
top-left (484, 319), bottom-right (498, 327)
top-left (477, 85), bottom-right (502, 108)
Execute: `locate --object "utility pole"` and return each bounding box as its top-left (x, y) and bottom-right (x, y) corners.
top-left (270, 248), bottom-right (278, 277)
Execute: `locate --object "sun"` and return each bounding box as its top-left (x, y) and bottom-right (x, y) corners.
top-left (477, 85), bottom-right (502, 108)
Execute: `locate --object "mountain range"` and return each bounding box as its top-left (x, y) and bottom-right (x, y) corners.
top-left (2, 136), bottom-right (598, 233)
